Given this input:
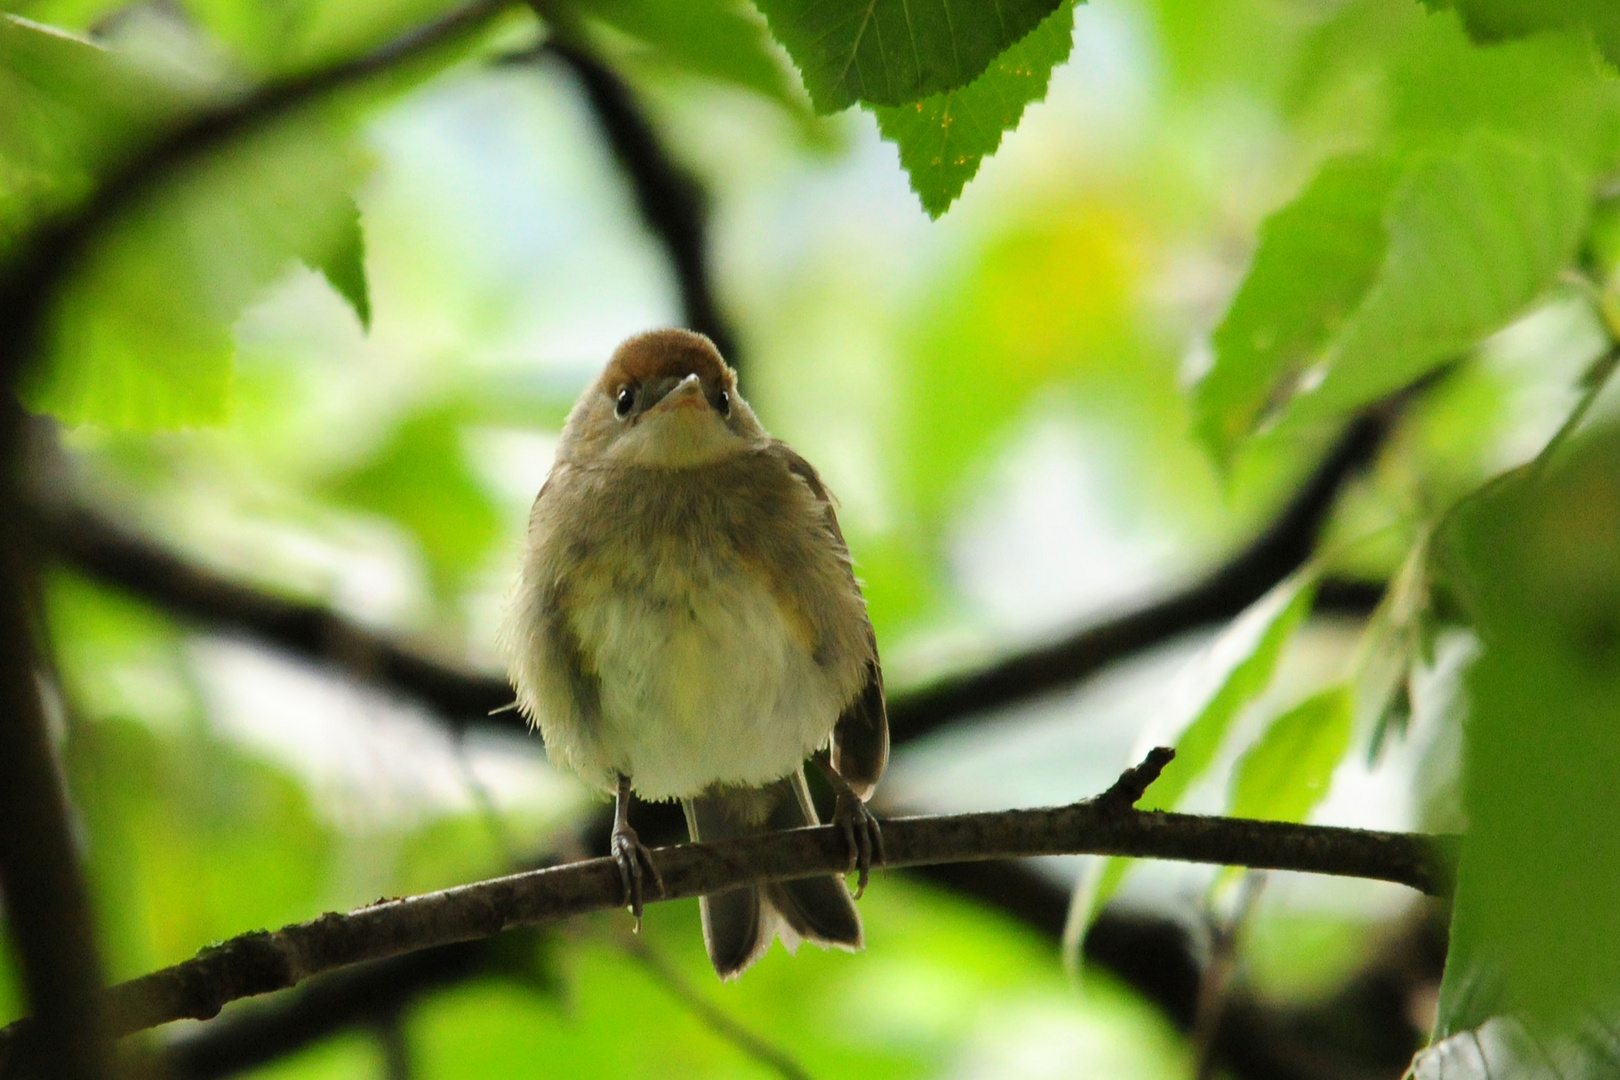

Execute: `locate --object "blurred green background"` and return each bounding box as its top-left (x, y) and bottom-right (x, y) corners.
top-left (4, 0), bottom-right (1620, 1075)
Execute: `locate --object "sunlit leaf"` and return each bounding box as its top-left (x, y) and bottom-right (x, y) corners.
top-left (1196, 154), bottom-right (1399, 463)
top-left (1228, 685), bottom-right (1352, 823)
top-left (1288, 136), bottom-right (1589, 428)
top-left (871, 1), bottom-right (1074, 219)
top-left (1150, 571), bottom-right (1321, 812)
top-left (1435, 424), bottom-right (1620, 1026)
top-left (1386, 13), bottom-right (1620, 174)
top-left (0, 15), bottom-right (192, 250)
top-left (751, 0), bottom-right (1065, 112)
top-left (313, 194), bottom-right (371, 329)
top-left (22, 115), bottom-right (366, 429)
top-left (1359, 533), bottom-right (1431, 760)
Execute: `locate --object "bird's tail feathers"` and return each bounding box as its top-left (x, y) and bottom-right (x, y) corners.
top-left (683, 768), bottom-right (862, 980)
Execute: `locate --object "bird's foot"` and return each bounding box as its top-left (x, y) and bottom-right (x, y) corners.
top-left (610, 822), bottom-right (665, 931)
top-left (828, 778), bottom-right (883, 900)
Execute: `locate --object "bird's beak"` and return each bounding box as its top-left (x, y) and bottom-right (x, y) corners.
top-left (649, 373), bottom-right (709, 414)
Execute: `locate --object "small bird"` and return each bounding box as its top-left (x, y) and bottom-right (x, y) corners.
top-left (501, 328), bottom-right (887, 979)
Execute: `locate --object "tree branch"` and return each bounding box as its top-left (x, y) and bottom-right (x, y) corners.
top-left (159, 941), bottom-right (493, 1080)
top-left (888, 408), bottom-right (1395, 740)
top-left (27, 399), bottom-right (1390, 747)
top-left (153, 833), bottom-right (1439, 1080)
top-left (32, 496), bottom-right (513, 724)
top-left (0, 753), bottom-right (1455, 1062)
top-left (0, 408), bottom-right (110, 1080)
top-left (540, 40), bottom-right (741, 365)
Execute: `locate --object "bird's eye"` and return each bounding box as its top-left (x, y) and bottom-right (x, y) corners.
top-left (715, 389), bottom-right (730, 416)
top-left (615, 386), bottom-right (635, 418)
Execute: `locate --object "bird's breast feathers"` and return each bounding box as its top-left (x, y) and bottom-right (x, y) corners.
top-left (511, 456), bottom-right (871, 799)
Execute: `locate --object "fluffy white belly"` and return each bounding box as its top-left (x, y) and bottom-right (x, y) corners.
top-left (570, 566), bottom-right (844, 801)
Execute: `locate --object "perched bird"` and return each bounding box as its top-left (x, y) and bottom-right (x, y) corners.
top-left (501, 328), bottom-right (887, 979)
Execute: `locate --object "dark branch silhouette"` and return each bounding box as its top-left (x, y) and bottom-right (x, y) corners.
top-left (0, 408), bottom-right (111, 1080)
top-left (540, 40), bottom-right (741, 365)
top-left (26, 405), bottom-right (1390, 748)
top-left (888, 408), bottom-right (1395, 740)
top-left (0, 749), bottom-right (1456, 1069)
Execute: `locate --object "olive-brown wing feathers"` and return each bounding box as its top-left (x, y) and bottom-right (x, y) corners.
top-left (768, 441), bottom-right (889, 799)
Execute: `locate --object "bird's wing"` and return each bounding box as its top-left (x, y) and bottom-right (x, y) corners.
top-left (769, 441), bottom-right (889, 798)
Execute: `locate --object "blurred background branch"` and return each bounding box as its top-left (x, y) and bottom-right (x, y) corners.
top-left (23, 395), bottom-right (1393, 742)
top-left (0, 413), bottom-right (110, 1080)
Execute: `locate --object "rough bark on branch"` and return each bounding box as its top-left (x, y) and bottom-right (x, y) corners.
top-left (0, 760), bottom-right (1456, 1062)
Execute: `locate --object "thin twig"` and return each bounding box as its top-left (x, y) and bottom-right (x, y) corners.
top-left (0, 752), bottom-right (1456, 1063)
top-left (1192, 871), bottom-right (1266, 1080)
top-left (619, 934), bottom-right (812, 1080)
top-left (1095, 746), bottom-right (1176, 813)
top-left (374, 1012), bottom-right (412, 1080)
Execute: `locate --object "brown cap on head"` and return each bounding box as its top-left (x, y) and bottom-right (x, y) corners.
top-left (603, 329), bottom-right (730, 389)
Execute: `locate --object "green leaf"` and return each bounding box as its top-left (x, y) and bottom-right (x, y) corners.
top-left (313, 195), bottom-right (371, 330)
top-left (1434, 423), bottom-right (1620, 1026)
top-left (326, 406), bottom-right (501, 598)
top-left (1195, 154), bottom-right (1401, 463)
top-left (1444, 0), bottom-right (1620, 71)
top-left (1386, 13), bottom-right (1620, 177)
top-left (1228, 685), bottom-right (1353, 823)
top-left (751, 0), bottom-right (1065, 112)
top-left (576, 0), bottom-right (804, 111)
top-left (0, 16), bottom-right (192, 250)
top-left (1066, 572), bottom-right (1318, 959)
top-left (871, 1), bottom-right (1074, 219)
top-left (22, 116), bottom-right (366, 429)
top-left (1289, 135), bottom-right (1589, 428)
top-left (1148, 571), bottom-right (1321, 814)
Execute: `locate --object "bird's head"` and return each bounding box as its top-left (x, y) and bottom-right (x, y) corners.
top-left (559, 329), bottom-right (765, 469)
